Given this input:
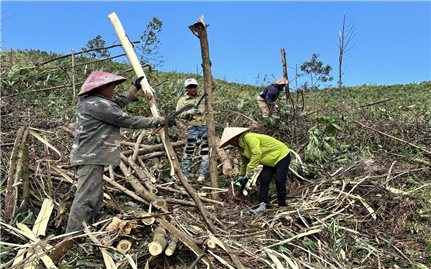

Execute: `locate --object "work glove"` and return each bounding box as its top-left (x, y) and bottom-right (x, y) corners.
top-left (167, 115), bottom-right (177, 127)
top-left (156, 117), bottom-right (166, 127)
top-left (185, 108), bottom-right (199, 120)
top-left (134, 76), bottom-right (145, 90)
top-left (233, 173), bottom-right (252, 187)
top-left (233, 176), bottom-right (247, 187)
top-left (187, 108), bottom-right (200, 115)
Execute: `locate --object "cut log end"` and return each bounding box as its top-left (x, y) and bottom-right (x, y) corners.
top-left (148, 241), bottom-right (166, 256)
top-left (116, 239), bottom-right (132, 254)
top-left (206, 239), bottom-right (216, 249)
top-left (148, 226), bottom-right (168, 256)
top-left (165, 236), bottom-right (179, 256)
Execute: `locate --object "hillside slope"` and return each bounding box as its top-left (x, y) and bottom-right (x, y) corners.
top-left (1, 50), bottom-right (430, 268)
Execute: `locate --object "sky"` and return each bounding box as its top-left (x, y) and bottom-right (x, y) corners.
top-left (1, 1), bottom-right (430, 88)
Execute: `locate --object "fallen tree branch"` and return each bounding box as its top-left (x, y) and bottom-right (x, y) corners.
top-left (121, 141), bottom-right (185, 157)
top-left (354, 120), bottom-right (431, 155)
top-left (4, 126), bottom-right (27, 223)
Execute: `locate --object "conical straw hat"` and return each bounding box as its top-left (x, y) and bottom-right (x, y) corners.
top-left (78, 71), bottom-right (127, 96)
top-left (218, 127), bottom-right (250, 148)
top-left (274, 77), bottom-right (288, 85)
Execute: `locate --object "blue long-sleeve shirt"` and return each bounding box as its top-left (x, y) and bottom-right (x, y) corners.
top-left (259, 84), bottom-right (283, 108)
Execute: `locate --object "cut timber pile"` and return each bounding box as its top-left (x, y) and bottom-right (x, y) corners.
top-left (1, 122), bottom-right (429, 268)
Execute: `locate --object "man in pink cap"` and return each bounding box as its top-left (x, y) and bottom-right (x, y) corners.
top-left (65, 71), bottom-right (167, 234)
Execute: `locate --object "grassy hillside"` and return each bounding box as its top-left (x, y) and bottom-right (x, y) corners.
top-left (1, 49), bottom-right (430, 268)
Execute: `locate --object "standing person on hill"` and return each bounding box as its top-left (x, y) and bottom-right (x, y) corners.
top-left (66, 70), bottom-right (169, 234)
top-left (256, 77), bottom-right (288, 118)
top-left (219, 127), bottom-right (291, 214)
top-left (176, 78), bottom-right (208, 182)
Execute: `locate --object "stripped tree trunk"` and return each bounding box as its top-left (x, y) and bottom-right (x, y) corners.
top-left (108, 12), bottom-right (174, 175)
top-left (189, 16), bottom-right (219, 200)
top-left (109, 12), bottom-right (216, 234)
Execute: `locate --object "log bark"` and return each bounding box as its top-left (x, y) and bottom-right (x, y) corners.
top-left (148, 226), bottom-right (168, 256)
top-left (165, 235), bottom-right (179, 256)
top-left (121, 141), bottom-right (185, 157)
top-left (120, 154), bottom-right (158, 194)
top-left (103, 175), bottom-right (148, 205)
top-left (158, 185), bottom-right (225, 206)
top-left (119, 161), bottom-right (158, 203)
top-left (4, 126), bottom-right (27, 223)
top-left (189, 16), bottom-right (219, 200)
top-left (215, 137), bottom-right (233, 176)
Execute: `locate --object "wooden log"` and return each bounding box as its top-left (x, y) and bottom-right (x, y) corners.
top-left (164, 235), bottom-right (179, 256)
top-left (165, 198), bottom-right (197, 207)
top-left (140, 212), bottom-right (156, 225)
top-left (120, 154), bottom-right (158, 194)
top-left (206, 239), bottom-right (216, 249)
top-left (156, 217), bottom-right (211, 266)
top-left (158, 185), bottom-right (225, 206)
top-left (189, 16), bottom-right (219, 200)
top-left (131, 129), bottom-right (148, 162)
top-left (4, 126), bottom-right (27, 223)
top-left (139, 151), bottom-right (165, 161)
top-left (108, 12), bottom-right (175, 175)
top-left (215, 137), bottom-right (233, 176)
top-left (116, 239), bottom-right (132, 254)
top-left (148, 226), bottom-right (168, 256)
top-left (119, 161), bottom-right (158, 203)
top-left (121, 141), bottom-right (185, 157)
top-left (103, 175), bottom-right (148, 205)
top-left (232, 157), bottom-right (240, 175)
top-left (152, 198), bottom-right (168, 211)
top-left (18, 139), bottom-right (30, 212)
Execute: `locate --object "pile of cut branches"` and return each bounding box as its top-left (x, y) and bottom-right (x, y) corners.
top-left (1, 121), bottom-right (430, 269)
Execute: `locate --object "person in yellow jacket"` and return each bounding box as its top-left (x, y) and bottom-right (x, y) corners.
top-left (219, 127), bottom-right (291, 213)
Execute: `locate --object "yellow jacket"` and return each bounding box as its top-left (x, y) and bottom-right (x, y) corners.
top-left (239, 132), bottom-right (290, 175)
top-left (176, 94), bottom-right (206, 126)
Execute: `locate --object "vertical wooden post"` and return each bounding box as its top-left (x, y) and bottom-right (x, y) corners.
top-left (280, 48), bottom-right (294, 111)
top-left (108, 12), bottom-right (216, 233)
top-left (189, 16), bottom-right (219, 200)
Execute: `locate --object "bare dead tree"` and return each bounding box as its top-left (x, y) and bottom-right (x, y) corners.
top-left (338, 13), bottom-right (355, 90)
top-left (188, 16), bottom-right (219, 200)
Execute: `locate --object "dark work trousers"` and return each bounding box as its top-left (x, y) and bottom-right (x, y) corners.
top-left (66, 164), bottom-right (104, 234)
top-left (258, 153), bottom-right (291, 206)
top-left (181, 125), bottom-right (209, 177)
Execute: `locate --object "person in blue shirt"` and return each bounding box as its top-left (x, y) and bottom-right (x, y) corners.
top-left (256, 77), bottom-right (288, 118)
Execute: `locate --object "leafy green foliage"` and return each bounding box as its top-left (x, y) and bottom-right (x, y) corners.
top-left (82, 35), bottom-right (110, 59)
top-left (300, 53), bottom-right (333, 89)
top-left (139, 17), bottom-right (163, 67)
top-left (304, 116), bottom-right (349, 177)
